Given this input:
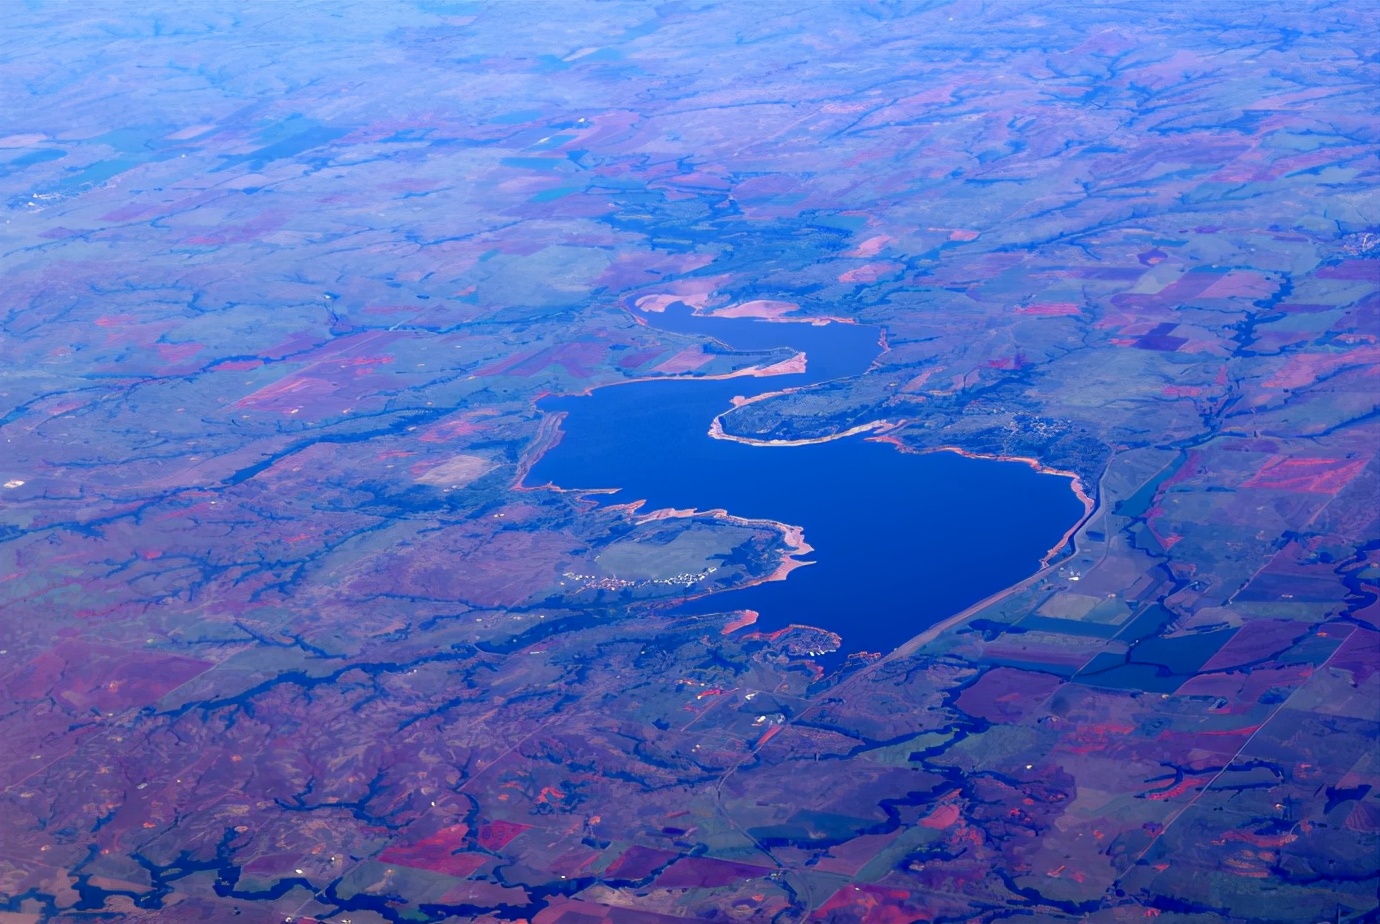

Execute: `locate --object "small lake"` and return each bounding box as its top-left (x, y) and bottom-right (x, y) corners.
top-left (526, 306), bottom-right (1085, 655)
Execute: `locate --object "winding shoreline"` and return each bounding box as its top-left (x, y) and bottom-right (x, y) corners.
top-left (706, 414), bottom-right (1094, 567)
top-left (866, 433), bottom-right (1096, 567)
top-left (515, 312), bottom-right (1092, 661)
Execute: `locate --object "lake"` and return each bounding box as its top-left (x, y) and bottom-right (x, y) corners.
top-left (526, 306), bottom-right (1085, 654)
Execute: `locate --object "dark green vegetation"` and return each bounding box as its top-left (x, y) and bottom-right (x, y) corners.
top-left (0, 3), bottom-right (1376, 924)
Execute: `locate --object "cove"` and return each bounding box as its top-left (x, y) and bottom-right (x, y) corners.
top-left (526, 306), bottom-right (1086, 655)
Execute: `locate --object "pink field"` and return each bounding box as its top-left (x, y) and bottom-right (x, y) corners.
top-left (1243, 455), bottom-right (1369, 494)
top-left (651, 347), bottom-right (713, 374)
top-left (846, 234), bottom-right (893, 257)
top-left (838, 262), bottom-right (902, 284)
top-left (654, 855), bottom-right (773, 888)
top-left (378, 824), bottom-right (488, 876)
top-left (955, 667), bottom-right (1062, 723)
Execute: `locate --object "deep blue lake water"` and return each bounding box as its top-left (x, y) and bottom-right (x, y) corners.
top-left (527, 307), bottom-right (1084, 654)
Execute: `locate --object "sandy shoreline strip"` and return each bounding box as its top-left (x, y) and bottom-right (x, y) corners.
top-left (514, 345), bottom-right (811, 494)
top-left (707, 419), bottom-right (1092, 564)
top-left (865, 433), bottom-right (1096, 566)
top-left (628, 503), bottom-right (815, 578)
top-left (633, 296), bottom-right (859, 327)
top-left (721, 609), bottom-right (760, 634)
top-left (708, 416), bottom-right (895, 446)
top-left (556, 350), bottom-right (808, 399)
